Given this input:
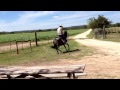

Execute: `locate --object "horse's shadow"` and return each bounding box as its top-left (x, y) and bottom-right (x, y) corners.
top-left (63, 49), bottom-right (80, 53)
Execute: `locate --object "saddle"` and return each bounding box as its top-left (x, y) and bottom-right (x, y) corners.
top-left (55, 36), bottom-right (67, 44)
top-left (55, 37), bottom-right (61, 41)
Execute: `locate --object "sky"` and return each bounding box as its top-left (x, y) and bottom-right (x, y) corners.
top-left (0, 11), bottom-right (120, 32)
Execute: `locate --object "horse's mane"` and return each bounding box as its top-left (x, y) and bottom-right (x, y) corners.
top-left (64, 30), bottom-right (67, 39)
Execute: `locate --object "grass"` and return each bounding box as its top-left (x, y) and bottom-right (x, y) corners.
top-left (0, 29), bottom-right (87, 43)
top-left (87, 30), bottom-right (94, 39)
top-left (0, 40), bottom-right (96, 66)
top-left (87, 30), bottom-right (120, 42)
top-left (0, 29), bottom-right (96, 66)
top-left (102, 33), bottom-right (120, 42)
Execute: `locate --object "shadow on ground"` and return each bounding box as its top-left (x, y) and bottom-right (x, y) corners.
top-left (63, 49), bottom-right (80, 53)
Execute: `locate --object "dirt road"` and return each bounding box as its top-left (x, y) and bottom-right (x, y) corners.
top-left (1, 29), bottom-right (120, 79)
top-left (72, 29), bottom-right (120, 78)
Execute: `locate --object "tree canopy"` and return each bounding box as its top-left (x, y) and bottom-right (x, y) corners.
top-left (87, 15), bottom-right (112, 29)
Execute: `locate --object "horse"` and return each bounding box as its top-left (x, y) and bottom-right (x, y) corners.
top-left (51, 30), bottom-right (70, 54)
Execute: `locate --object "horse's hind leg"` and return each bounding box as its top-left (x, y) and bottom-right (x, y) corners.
top-left (58, 48), bottom-right (63, 54)
top-left (56, 48), bottom-right (59, 54)
top-left (55, 46), bottom-right (62, 54)
top-left (56, 48), bottom-right (62, 54)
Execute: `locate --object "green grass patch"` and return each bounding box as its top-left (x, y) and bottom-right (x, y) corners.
top-left (87, 30), bottom-right (120, 42)
top-left (101, 33), bottom-right (120, 42)
top-left (0, 29), bottom-right (87, 43)
top-left (87, 30), bottom-right (94, 39)
top-left (0, 40), bottom-right (95, 66)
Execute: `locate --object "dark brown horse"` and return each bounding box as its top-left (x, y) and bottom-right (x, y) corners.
top-left (51, 30), bottom-right (70, 54)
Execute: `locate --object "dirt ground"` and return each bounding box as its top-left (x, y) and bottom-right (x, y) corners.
top-left (1, 29), bottom-right (120, 79)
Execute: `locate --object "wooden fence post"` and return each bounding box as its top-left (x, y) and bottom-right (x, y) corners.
top-left (30, 40), bottom-right (32, 51)
top-left (35, 31), bottom-right (38, 46)
top-left (9, 37), bottom-right (11, 52)
top-left (16, 41), bottom-right (19, 54)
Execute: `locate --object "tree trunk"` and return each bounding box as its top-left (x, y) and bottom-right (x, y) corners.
top-left (93, 29), bottom-right (98, 39)
top-left (102, 25), bottom-right (106, 39)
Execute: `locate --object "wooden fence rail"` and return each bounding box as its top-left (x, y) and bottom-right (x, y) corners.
top-left (0, 64), bottom-right (86, 79)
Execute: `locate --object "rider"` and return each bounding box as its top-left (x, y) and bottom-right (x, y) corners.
top-left (57, 25), bottom-right (65, 43)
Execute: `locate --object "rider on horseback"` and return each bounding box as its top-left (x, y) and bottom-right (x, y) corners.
top-left (57, 25), bottom-right (66, 43)
top-left (51, 25), bottom-right (69, 52)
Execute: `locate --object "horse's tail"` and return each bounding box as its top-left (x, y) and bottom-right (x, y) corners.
top-left (51, 39), bottom-right (58, 48)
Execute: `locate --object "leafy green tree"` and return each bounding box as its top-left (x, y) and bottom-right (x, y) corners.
top-left (87, 17), bottom-right (98, 29)
top-left (87, 15), bottom-right (112, 39)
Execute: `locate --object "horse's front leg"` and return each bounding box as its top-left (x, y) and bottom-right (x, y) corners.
top-left (63, 44), bottom-right (68, 52)
top-left (66, 42), bottom-right (70, 51)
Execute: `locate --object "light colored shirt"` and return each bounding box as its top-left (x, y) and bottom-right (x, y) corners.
top-left (57, 27), bottom-right (63, 35)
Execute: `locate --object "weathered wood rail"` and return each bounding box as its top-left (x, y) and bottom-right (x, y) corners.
top-left (0, 64), bottom-right (86, 79)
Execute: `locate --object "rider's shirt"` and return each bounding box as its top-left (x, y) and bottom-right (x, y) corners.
top-left (57, 27), bottom-right (63, 35)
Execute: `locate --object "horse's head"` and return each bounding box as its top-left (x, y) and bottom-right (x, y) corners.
top-left (63, 30), bottom-right (67, 39)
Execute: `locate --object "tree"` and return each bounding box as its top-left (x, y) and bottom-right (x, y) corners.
top-left (97, 15), bottom-right (112, 38)
top-left (110, 23), bottom-right (120, 27)
top-left (97, 15), bottom-right (111, 28)
top-left (115, 23), bottom-right (120, 27)
top-left (87, 17), bottom-right (99, 39)
top-left (87, 17), bottom-right (98, 29)
top-left (87, 15), bottom-right (112, 39)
